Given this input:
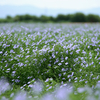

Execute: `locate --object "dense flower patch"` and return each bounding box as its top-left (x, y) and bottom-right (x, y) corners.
top-left (0, 23), bottom-right (100, 100)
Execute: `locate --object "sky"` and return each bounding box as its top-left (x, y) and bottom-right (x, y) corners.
top-left (0, 0), bottom-right (100, 10)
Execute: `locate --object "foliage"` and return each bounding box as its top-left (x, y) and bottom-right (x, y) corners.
top-left (0, 23), bottom-right (100, 100)
top-left (0, 13), bottom-right (100, 23)
top-left (72, 13), bottom-right (86, 22)
top-left (86, 14), bottom-right (100, 22)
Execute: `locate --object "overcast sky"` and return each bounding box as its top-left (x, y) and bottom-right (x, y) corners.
top-left (0, 0), bottom-right (100, 10)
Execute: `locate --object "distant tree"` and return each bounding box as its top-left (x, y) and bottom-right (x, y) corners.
top-left (6, 15), bottom-right (12, 19)
top-left (72, 12), bottom-right (86, 22)
top-left (56, 14), bottom-right (66, 22)
top-left (6, 15), bottom-right (13, 22)
top-left (1, 13), bottom-right (100, 23)
top-left (40, 15), bottom-right (49, 22)
top-left (13, 14), bottom-right (32, 22)
top-left (65, 14), bottom-right (73, 22)
top-left (0, 19), bottom-right (7, 23)
top-left (49, 16), bottom-right (56, 22)
top-left (32, 16), bottom-right (39, 22)
top-left (86, 14), bottom-right (100, 22)
top-left (24, 14), bottom-right (33, 21)
top-left (13, 15), bottom-right (22, 22)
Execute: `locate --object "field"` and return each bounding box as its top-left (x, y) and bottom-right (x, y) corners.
top-left (0, 23), bottom-right (100, 100)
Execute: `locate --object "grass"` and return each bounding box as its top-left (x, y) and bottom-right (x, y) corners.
top-left (0, 23), bottom-right (100, 100)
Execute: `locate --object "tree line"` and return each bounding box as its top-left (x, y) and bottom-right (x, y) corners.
top-left (0, 12), bottom-right (100, 23)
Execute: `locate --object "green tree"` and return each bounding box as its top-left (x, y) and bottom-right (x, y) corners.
top-left (65, 14), bottom-right (73, 22)
top-left (56, 14), bottom-right (66, 22)
top-left (49, 16), bottom-right (56, 22)
top-left (72, 12), bottom-right (86, 22)
top-left (86, 14), bottom-right (100, 22)
top-left (32, 16), bottom-right (39, 22)
top-left (0, 19), bottom-right (7, 23)
top-left (6, 15), bottom-right (12, 19)
top-left (40, 15), bottom-right (49, 22)
top-left (13, 15), bottom-right (22, 22)
top-left (6, 15), bottom-right (13, 22)
top-left (24, 14), bottom-right (33, 21)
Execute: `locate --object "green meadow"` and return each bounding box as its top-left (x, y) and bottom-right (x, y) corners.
top-left (0, 23), bottom-right (100, 100)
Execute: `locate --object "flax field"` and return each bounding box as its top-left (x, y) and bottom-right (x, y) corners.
top-left (0, 23), bottom-right (100, 100)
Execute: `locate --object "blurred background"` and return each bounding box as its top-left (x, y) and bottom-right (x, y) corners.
top-left (0, 0), bottom-right (100, 22)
